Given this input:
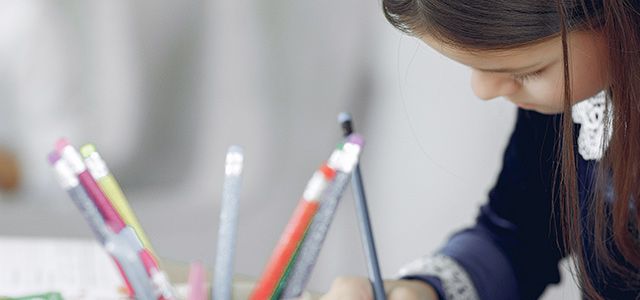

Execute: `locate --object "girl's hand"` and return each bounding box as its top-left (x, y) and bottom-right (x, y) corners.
top-left (320, 276), bottom-right (438, 300)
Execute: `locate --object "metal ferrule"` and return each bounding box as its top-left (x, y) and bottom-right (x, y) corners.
top-left (152, 270), bottom-right (176, 300)
top-left (53, 159), bottom-right (79, 189)
top-left (62, 146), bottom-right (87, 174)
top-left (225, 151), bottom-right (244, 176)
top-left (327, 149), bottom-right (342, 170)
top-left (303, 171), bottom-right (329, 201)
top-left (84, 152), bottom-right (110, 179)
top-left (338, 143), bottom-right (362, 173)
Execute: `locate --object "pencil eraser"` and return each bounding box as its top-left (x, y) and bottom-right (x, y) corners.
top-left (47, 151), bottom-right (61, 165)
top-left (227, 145), bottom-right (244, 155)
top-left (80, 144), bottom-right (97, 158)
top-left (55, 138), bottom-right (71, 153)
top-left (337, 112), bottom-right (352, 124)
top-left (347, 133), bottom-right (364, 147)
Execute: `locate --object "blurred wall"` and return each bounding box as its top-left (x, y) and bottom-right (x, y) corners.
top-left (0, 0), bottom-right (578, 298)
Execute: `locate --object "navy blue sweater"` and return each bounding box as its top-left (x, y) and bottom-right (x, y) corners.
top-left (406, 109), bottom-right (638, 299)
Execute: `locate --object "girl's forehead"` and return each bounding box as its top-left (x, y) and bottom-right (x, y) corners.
top-left (420, 33), bottom-right (562, 71)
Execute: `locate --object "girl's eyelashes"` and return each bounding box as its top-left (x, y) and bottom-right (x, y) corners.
top-left (511, 69), bottom-right (544, 82)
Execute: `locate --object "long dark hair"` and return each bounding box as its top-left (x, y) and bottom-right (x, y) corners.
top-left (382, 0), bottom-right (640, 299)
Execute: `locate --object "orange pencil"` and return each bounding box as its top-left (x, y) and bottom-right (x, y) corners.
top-left (250, 135), bottom-right (364, 300)
top-left (249, 164), bottom-right (335, 300)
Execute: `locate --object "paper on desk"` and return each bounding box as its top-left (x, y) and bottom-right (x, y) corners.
top-left (0, 236), bottom-right (127, 300)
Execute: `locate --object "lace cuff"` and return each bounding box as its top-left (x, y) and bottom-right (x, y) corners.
top-left (398, 254), bottom-right (480, 300)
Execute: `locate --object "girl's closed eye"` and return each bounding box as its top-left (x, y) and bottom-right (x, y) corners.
top-left (511, 69), bottom-right (544, 82)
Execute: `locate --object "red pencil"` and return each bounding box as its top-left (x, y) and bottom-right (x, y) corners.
top-left (249, 163), bottom-right (336, 300)
top-left (55, 138), bottom-right (126, 233)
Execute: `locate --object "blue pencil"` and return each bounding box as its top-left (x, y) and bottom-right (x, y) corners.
top-left (213, 146), bottom-right (244, 300)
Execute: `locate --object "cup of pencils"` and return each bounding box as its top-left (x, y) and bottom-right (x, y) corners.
top-left (48, 113), bottom-right (377, 300)
top-left (49, 140), bottom-right (174, 300)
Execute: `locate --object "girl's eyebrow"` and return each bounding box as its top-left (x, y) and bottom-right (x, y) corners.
top-left (475, 63), bottom-right (542, 73)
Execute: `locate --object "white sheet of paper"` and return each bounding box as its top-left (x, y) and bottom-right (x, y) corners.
top-left (0, 236), bottom-right (126, 299)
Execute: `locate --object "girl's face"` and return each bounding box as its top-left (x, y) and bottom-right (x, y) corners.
top-left (421, 31), bottom-right (609, 114)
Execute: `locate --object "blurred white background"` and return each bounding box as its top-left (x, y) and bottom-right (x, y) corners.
top-left (0, 0), bottom-right (578, 298)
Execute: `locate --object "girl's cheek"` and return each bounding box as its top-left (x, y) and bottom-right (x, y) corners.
top-left (527, 80), bottom-right (561, 104)
top-left (542, 75), bottom-right (566, 105)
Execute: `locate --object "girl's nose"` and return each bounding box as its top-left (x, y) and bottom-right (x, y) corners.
top-left (470, 70), bottom-right (520, 100)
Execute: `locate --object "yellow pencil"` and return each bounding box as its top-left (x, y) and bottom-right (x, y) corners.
top-left (80, 144), bottom-right (157, 257)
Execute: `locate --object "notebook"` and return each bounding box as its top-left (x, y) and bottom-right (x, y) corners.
top-left (0, 236), bottom-right (125, 300)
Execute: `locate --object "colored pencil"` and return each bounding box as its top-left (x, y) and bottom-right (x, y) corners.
top-left (80, 144), bottom-right (157, 256)
top-left (276, 134), bottom-right (364, 298)
top-left (213, 146), bottom-right (244, 300)
top-left (250, 134), bottom-right (364, 300)
top-left (339, 112), bottom-right (386, 300)
top-left (249, 159), bottom-right (344, 298)
top-left (187, 262), bottom-right (207, 300)
top-left (55, 138), bottom-right (126, 233)
top-left (49, 152), bottom-right (156, 300)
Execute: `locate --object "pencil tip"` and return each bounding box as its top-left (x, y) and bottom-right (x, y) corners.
top-left (337, 112), bottom-right (352, 124)
top-left (338, 112), bottom-right (354, 136)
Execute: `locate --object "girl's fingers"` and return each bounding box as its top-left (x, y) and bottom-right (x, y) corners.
top-left (321, 277), bottom-right (438, 300)
top-left (386, 280), bottom-right (438, 300)
top-left (321, 277), bottom-right (372, 300)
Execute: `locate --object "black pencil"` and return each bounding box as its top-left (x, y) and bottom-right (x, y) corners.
top-left (338, 112), bottom-right (386, 300)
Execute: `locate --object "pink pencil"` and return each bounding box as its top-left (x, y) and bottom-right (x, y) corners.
top-left (55, 138), bottom-right (126, 233)
top-left (57, 138), bottom-right (177, 299)
top-left (187, 262), bottom-right (207, 300)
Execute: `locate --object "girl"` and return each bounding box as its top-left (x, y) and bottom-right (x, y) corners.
top-left (322, 0), bottom-right (640, 299)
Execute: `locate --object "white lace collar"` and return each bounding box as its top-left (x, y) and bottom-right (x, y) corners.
top-left (571, 91), bottom-right (612, 161)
